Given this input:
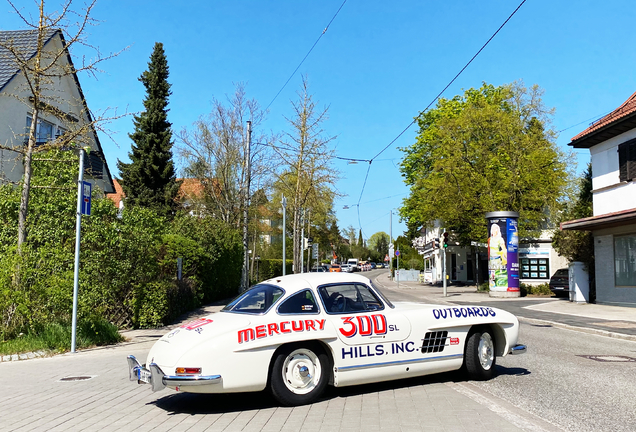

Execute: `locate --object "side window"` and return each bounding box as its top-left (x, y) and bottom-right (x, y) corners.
top-left (319, 284), bottom-right (385, 314)
top-left (222, 284), bottom-right (284, 314)
top-left (277, 289), bottom-right (319, 314)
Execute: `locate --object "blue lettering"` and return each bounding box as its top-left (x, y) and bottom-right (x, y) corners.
top-left (440, 309), bottom-right (448, 319)
top-left (473, 307), bottom-right (482, 317)
top-left (461, 308), bottom-right (468, 317)
top-left (433, 309), bottom-right (440, 319)
top-left (394, 343), bottom-right (405, 354)
top-left (366, 346), bottom-right (375, 357)
top-left (467, 308), bottom-right (475, 317)
top-left (342, 347), bottom-right (354, 359)
top-left (480, 307), bottom-right (489, 317)
top-left (359, 346), bottom-right (366, 358)
top-left (488, 308), bottom-right (496, 317)
top-left (406, 342), bottom-right (415, 352)
top-left (453, 308), bottom-right (461, 318)
top-left (375, 345), bottom-right (384, 356)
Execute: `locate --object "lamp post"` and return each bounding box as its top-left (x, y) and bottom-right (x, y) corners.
top-left (241, 121), bottom-right (252, 292)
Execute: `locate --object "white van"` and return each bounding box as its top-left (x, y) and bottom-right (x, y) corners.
top-left (347, 258), bottom-right (359, 272)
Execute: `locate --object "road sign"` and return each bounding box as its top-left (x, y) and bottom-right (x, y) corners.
top-left (81, 181), bottom-right (91, 216)
top-left (395, 250), bottom-right (400, 257)
top-left (388, 243), bottom-right (394, 249)
top-left (384, 254), bottom-right (389, 262)
top-left (312, 243), bottom-right (318, 259)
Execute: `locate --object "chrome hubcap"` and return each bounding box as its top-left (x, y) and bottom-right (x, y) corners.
top-left (282, 349), bottom-right (321, 395)
top-left (478, 333), bottom-right (494, 370)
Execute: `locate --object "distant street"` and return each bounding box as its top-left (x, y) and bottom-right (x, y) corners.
top-left (371, 269), bottom-right (636, 432)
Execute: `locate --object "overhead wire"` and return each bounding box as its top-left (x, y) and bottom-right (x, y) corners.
top-left (353, 0), bottom-right (528, 238)
top-left (265, 0), bottom-right (348, 112)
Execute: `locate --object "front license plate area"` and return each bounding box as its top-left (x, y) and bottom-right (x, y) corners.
top-left (138, 368), bottom-right (152, 384)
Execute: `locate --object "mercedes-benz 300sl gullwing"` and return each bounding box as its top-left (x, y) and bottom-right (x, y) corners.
top-left (127, 273), bottom-right (526, 406)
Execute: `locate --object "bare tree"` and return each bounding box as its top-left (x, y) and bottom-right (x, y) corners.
top-left (178, 83), bottom-right (275, 227)
top-left (0, 0), bottom-right (125, 253)
top-left (272, 76), bottom-right (339, 273)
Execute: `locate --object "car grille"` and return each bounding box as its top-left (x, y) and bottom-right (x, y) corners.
top-left (422, 331), bottom-right (448, 353)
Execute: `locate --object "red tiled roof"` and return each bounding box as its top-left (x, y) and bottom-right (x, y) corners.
top-left (571, 91), bottom-right (636, 141)
top-left (106, 178), bottom-right (205, 206)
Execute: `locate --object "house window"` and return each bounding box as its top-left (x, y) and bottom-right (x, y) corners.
top-left (618, 138), bottom-right (636, 182)
top-left (614, 234), bottom-right (636, 287)
top-left (25, 116), bottom-right (56, 144)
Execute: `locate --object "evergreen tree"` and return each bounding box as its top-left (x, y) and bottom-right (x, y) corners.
top-left (118, 42), bottom-right (180, 216)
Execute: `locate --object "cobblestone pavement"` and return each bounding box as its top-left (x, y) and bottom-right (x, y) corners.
top-left (0, 297), bottom-right (562, 432)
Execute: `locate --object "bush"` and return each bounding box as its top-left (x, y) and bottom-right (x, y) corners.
top-left (520, 282), bottom-right (552, 296)
top-left (257, 259), bottom-right (293, 281)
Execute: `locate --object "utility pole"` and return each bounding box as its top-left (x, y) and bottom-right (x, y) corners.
top-left (282, 195), bottom-right (286, 276)
top-left (300, 208), bottom-right (305, 273)
top-left (306, 208), bottom-right (312, 272)
top-left (241, 121), bottom-right (252, 292)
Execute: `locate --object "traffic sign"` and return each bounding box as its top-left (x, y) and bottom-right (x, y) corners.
top-left (395, 250), bottom-right (400, 257)
top-left (384, 254), bottom-right (389, 262)
top-left (81, 181), bottom-right (91, 216)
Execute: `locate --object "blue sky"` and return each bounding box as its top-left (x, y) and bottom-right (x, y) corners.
top-left (2, 0), bottom-right (635, 241)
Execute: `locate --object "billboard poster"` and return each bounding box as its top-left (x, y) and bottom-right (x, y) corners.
top-left (487, 213), bottom-right (519, 292)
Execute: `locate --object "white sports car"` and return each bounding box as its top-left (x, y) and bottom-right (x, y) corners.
top-left (127, 273), bottom-right (526, 406)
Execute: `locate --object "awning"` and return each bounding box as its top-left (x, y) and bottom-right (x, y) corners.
top-left (560, 208), bottom-right (636, 231)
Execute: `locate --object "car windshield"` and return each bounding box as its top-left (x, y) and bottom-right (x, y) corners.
top-left (369, 280), bottom-right (394, 309)
top-left (222, 284), bottom-right (284, 314)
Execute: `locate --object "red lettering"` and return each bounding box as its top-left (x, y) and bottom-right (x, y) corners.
top-left (267, 323), bottom-right (279, 336)
top-left (237, 328), bottom-right (255, 344)
top-left (357, 316), bottom-right (372, 336)
top-left (372, 314), bottom-right (387, 335)
top-left (291, 320), bottom-right (304, 332)
top-left (280, 321), bottom-right (291, 333)
top-left (339, 316), bottom-right (357, 338)
top-left (255, 325), bottom-right (266, 339)
top-left (305, 320), bottom-right (316, 331)
top-left (317, 319), bottom-right (326, 330)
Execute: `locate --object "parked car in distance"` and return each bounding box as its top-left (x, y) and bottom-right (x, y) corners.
top-left (549, 268), bottom-right (569, 296)
top-left (311, 266), bottom-right (327, 272)
top-left (342, 264), bottom-right (353, 273)
top-left (329, 264), bottom-right (342, 272)
top-left (128, 273), bottom-right (527, 407)
top-left (369, 263), bottom-right (376, 269)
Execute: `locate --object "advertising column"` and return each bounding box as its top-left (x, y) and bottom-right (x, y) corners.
top-left (485, 211), bottom-right (520, 298)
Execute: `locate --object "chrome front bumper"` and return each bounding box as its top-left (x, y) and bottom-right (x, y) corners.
top-left (509, 344), bottom-right (527, 355)
top-left (127, 355), bottom-right (222, 392)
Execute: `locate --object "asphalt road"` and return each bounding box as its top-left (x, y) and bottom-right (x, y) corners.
top-left (370, 269), bottom-right (636, 432)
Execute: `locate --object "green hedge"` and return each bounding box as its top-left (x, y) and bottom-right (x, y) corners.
top-left (256, 259), bottom-right (293, 282)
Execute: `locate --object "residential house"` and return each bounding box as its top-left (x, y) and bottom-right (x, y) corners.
top-left (0, 29), bottom-right (114, 193)
top-left (562, 91), bottom-right (636, 307)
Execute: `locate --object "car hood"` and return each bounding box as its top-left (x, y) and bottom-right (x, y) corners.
top-left (147, 312), bottom-right (251, 368)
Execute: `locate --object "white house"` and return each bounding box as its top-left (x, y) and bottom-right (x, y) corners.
top-left (0, 29), bottom-right (114, 193)
top-left (562, 91), bottom-right (636, 307)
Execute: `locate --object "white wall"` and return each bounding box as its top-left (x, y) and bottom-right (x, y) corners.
top-left (590, 128), bottom-right (636, 216)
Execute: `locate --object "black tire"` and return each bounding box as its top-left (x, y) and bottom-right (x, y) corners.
top-left (464, 327), bottom-right (496, 381)
top-left (269, 343), bottom-right (330, 406)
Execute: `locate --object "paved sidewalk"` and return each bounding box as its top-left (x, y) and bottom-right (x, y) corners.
top-left (0, 283), bottom-right (562, 432)
top-left (372, 272), bottom-right (636, 341)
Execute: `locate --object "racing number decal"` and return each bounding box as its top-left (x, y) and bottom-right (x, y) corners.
top-left (339, 314), bottom-right (388, 338)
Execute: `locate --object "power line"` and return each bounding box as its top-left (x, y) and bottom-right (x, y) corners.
top-left (353, 0), bottom-right (528, 235)
top-left (265, 0), bottom-right (348, 112)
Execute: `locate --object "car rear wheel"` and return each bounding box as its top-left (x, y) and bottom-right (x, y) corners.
top-left (270, 343), bottom-right (330, 406)
top-left (464, 327), bottom-right (496, 380)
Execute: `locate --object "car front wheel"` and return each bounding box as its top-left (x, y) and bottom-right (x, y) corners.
top-left (270, 343), bottom-right (330, 406)
top-left (464, 327), bottom-right (496, 380)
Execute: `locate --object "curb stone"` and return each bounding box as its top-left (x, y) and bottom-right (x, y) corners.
top-left (0, 350), bottom-right (48, 363)
top-left (518, 316), bottom-right (636, 343)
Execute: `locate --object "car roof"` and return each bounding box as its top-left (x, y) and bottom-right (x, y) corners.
top-left (261, 272), bottom-right (372, 294)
